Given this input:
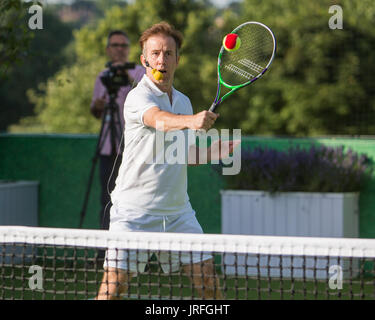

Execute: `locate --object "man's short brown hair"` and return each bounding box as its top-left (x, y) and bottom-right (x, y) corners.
top-left (139, 21), bottom-right (183, 55)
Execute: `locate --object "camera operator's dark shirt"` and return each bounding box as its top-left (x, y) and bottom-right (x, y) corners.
top-left (91, 65), bottom-right (145, 155)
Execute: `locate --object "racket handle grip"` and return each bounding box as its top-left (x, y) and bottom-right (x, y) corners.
top-left (209, 102), bottom-right (217, 112)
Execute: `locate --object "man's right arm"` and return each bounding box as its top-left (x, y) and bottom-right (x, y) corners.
top-left (143, 107), bottom-right (219, 132)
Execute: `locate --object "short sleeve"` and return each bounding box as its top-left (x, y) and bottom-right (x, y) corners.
top-left (124, 88), bottom-right (158, 127)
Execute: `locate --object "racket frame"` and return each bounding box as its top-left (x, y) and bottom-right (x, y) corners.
top-left (209, 21), bottom-right (276, 112)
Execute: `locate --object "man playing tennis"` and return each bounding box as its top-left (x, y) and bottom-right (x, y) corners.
top-left (97, 22), bottom-right (237, 300)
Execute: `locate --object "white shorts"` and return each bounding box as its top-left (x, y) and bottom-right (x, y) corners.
top-left (103, 206), bottom-right (212, 273)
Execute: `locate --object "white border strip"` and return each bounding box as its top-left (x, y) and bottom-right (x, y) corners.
top-left (1, 226), bottom-right (375, 258)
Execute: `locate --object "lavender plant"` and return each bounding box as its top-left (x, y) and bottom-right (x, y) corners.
top-left (214, 145), bottom-right (372, 193)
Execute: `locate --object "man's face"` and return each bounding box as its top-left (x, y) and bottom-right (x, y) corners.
top-left (142, 34), bottom-right (179, 86)
top-left (106, 34), bottom-right (130, 64)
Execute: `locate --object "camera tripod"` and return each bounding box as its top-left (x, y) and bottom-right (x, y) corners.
top-left (79, 90), bottom-right (123, 229)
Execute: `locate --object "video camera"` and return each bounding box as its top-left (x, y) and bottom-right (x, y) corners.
top-left (100, 61), bottom-right (135, 95)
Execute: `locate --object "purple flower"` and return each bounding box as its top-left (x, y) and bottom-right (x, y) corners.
top-left (212, 145), bottom-right (373, 193)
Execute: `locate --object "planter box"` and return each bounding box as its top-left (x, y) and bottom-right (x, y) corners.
top-left (221, 190), bottom-right (359, 279)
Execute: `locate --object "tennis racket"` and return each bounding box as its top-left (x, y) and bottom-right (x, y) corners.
top-left (209, 21), bottom-right (276, 112)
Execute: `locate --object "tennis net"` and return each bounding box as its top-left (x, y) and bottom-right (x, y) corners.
top-left (1, 226), bottom-right (375, 300)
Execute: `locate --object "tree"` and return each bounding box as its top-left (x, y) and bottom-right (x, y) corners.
top-left (225, 0), bottom-right (375, 136)
top-left (12, 0), bottom-right (375, 136)
top-left (0, 0), bottom-right (34, 78)
top-left (14, 59), bottom-right (104, 133)
top-left (1, 7), bottom-right (75, 132)
top-left (12, 0), bottom-right (223, 133)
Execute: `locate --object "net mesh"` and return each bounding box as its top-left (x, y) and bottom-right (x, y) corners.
top-left (1, 226), bottom-right (375, 300)
top-left (219, 22), bottom-right (275, 86)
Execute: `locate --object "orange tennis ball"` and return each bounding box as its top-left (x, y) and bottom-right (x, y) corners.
top-left (223, 33), bottom-right (241, 51)
top-left (152, 68), bottom-right (163, 81)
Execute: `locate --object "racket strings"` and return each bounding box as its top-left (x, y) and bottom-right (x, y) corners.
top-left (220, 23), bottom-right (275, 86)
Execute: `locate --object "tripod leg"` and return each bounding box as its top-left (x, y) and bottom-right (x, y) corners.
top-left (79, 93), bottom-right (124, 229)
top-left (98, 100), bottom-right (124, 229)
top-left (79, 107), bottom-right (112, 228)
top-left (79, 153), bottom-right (100, 228)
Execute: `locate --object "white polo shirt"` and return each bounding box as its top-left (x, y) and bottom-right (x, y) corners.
top-left (110, 74), bottom-right (195, 216)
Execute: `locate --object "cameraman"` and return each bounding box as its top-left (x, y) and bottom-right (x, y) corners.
top-left (90, 30), bottom-right (145, 232)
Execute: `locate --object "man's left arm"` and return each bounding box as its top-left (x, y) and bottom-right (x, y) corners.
top-left (188, 139), bottom-right (240, 166)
